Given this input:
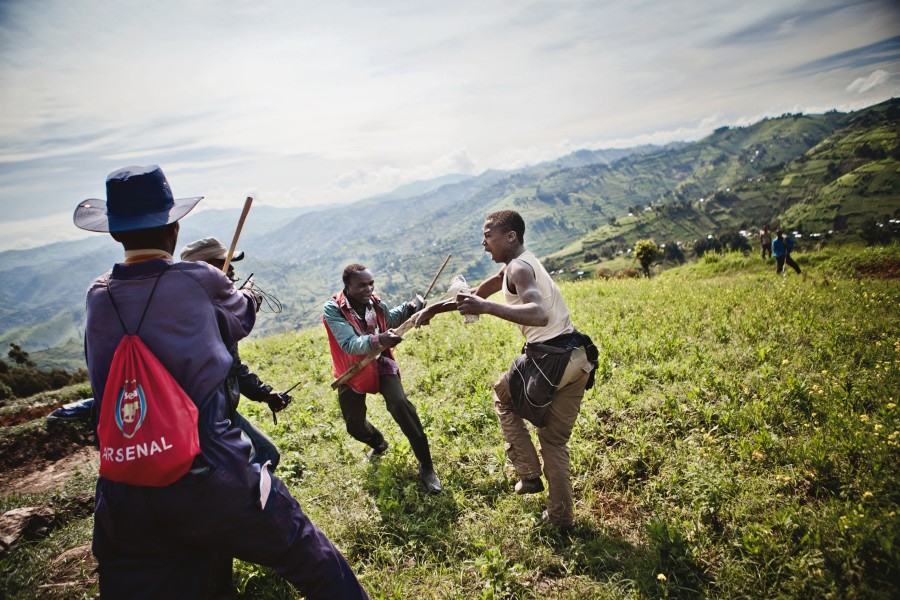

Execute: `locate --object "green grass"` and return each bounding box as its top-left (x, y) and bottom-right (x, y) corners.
top-left (2, 244), bottom-right (898, 598)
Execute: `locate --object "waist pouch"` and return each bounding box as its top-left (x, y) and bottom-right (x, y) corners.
top-left (506, 330), bottom-right (599, 427)
top-left (507, 343), bottom-right (572, 427)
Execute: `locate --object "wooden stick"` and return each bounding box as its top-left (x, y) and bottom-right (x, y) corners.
top-left (423, 253), bottom-right (452, 299)
top-left (330, 255), bottom-right (451, 390)
top-left (222, 197), bottom-right (253, 273)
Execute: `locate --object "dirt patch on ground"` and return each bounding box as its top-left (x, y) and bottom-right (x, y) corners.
top-left (0, 409), bottom-right (97, 496)
top-left (855, 257), bottom-right (900, 279)
top-left (589, 492), bottom-right (648, 547)
top-left (0, 419), bottom-right (95, 482)
top-left (1, 446), bottom-right (98, 496)
top-left (0, 403), bottom-right (65, 428)
top-left (38, 544), bottom-right (98, 599)
top-left (1, 409), bottom-right (98, 597)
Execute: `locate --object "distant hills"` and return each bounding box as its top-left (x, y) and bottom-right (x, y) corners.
top-left (548, 99), bottom-right (899, 269)
top-left (3, 98), bottom-right (898, 370)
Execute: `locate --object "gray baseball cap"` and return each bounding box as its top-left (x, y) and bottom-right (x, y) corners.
top-left (180, 237), bottom-right (244, 263)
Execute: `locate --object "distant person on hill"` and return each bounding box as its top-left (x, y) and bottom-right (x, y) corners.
top-left (180, 236), bottom-right (289, 471)
top-left (760, 225), bottom-right (772, 261)
top-left (772, 230), bottom-right (802, 276)
top-left (76, 165), bottom-right (368, 599)
top-left (323, 264), bottom-right (442, 494)
top-left (413, 210), bottom-right (598, 532)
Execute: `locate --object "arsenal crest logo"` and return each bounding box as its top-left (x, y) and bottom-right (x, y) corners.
top-left (115, 379), bottom-right (146, 439)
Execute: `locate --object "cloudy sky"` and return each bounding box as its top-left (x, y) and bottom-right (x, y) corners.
top-left (0, 0), bottom-right (898, 250)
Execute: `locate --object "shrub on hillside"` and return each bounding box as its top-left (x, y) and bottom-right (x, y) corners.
top-left (660, 241), bottom-right (685, 264)
top-left (719, 231), bottom-right (751, 254)
top-left (693, 236), bottom-right (722, 258)
top-left (616, 268), bottom-right (641, 279)
top-left (634, 239), bottom-right (660, 277)
top-left (860, 217), bottom-right (898, 246)
top-left (0, 344), bottom-right (88, 400)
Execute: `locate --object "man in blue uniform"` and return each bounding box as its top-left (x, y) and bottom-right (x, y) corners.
top-left (77, 165), bottom-right (367, 599)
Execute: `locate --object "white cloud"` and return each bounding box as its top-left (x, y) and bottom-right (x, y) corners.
top-left (846, 69), bottom-right (891, 94)
top-left (0, 211), bottom-right (94, 250)
top-left (325, 148), bottom-right (479, 198)
top-left (0, 0), bottom-right (898, 245)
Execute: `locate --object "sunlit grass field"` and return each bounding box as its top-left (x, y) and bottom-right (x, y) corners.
top-left (227, 244), bottom-right (898, 599)
top-left (2, 244), bottom-right (898, 599)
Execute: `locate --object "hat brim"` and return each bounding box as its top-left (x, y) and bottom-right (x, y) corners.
top-left (73, 196), bottom-right (204, 233)
top-left (230, 250), bottom-right (245, 262)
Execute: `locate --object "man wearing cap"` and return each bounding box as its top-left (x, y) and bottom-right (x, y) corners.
top-left (77, 165), bottom-right (367, 599)
top-left (181, 236), bottom-right (288, 470)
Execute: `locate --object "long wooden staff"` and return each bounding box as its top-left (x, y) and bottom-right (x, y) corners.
top-left (222, 197), bottom-right (253, 273)
top-left (330, 254), bottom-right (451, 390)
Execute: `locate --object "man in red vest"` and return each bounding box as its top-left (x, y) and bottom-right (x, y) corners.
top-left (323, 263), bottom-right (442, 493)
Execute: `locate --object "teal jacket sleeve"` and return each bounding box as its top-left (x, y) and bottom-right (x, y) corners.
top-left (385, 300), bottom-right (416, 329)
top-left (323, 300), bottom-right (377, 355)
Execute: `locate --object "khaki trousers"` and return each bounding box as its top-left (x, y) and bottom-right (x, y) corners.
top-left (493, 346), bottom-right (592, 527)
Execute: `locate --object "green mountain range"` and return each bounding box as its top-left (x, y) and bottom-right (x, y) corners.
top-left (3, 98), bottom-right (898, 371)
top-left (548, 99), bottom-right (899, 270)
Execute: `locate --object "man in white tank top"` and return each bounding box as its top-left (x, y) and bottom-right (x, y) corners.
top-left (415, 210), bottom-right (594, 531)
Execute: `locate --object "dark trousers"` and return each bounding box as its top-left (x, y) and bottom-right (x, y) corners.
top-left (338, 374), bottom-right (433, 470)
top-left (234, 412), bottom-right (281, 470)
top-left (208, 413), bottom-right (282, 596)
top-left (776, 254), bottom-right (801, 274)
top-left (93, 423), bottom-right (368, 600)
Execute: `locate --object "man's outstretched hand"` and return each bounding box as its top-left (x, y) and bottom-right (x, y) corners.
top-left (413, 305), bottom-right (437, 328)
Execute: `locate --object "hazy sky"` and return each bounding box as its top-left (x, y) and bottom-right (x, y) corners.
top-left (1, 0), bottom-right (898, 250)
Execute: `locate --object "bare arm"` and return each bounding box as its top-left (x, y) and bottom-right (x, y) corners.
top-left (456, 260), bottom-right (548, 327)
top-left (472, 267), bottom-right (504, 298)
top-left (413, 266), bottom-right (505, 326)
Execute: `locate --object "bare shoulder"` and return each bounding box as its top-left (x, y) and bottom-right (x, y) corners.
top-left (506, 257), bottom-right (536, 283)
top-left (505, 257), bottom-right (538, 295)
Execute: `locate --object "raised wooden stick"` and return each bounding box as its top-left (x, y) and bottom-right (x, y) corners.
top-left (423, 253), bottom-right (452, 298)
top-left (222, 196), bottom-right (253, 273)
top-left (330, 254), bottom-right (451, 390)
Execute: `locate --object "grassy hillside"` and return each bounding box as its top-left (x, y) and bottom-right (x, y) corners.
top-left (551, 100), bottom-right (899, 274)
top-left (3, 100), bottom-right (896, 374)
top-left (244, 107), bottom-right (849, 336)
top-left (3, 244), bottom-right (896, 598)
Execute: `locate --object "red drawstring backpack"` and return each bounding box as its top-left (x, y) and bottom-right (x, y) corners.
top-left (97, 267), bottom-right (201, 486)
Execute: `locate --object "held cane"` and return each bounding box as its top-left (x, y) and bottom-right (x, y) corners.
top-left (330, 254), bottom-right (452, 390)
top-left (222, 197), bottom-right (253, 274)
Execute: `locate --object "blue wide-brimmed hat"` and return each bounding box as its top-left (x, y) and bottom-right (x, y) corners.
top-left (73, 165), bottom-right (203, 233)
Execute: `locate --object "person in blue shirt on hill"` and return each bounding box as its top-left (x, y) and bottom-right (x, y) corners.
top-left (772, 230), bottom-right (802, 276)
